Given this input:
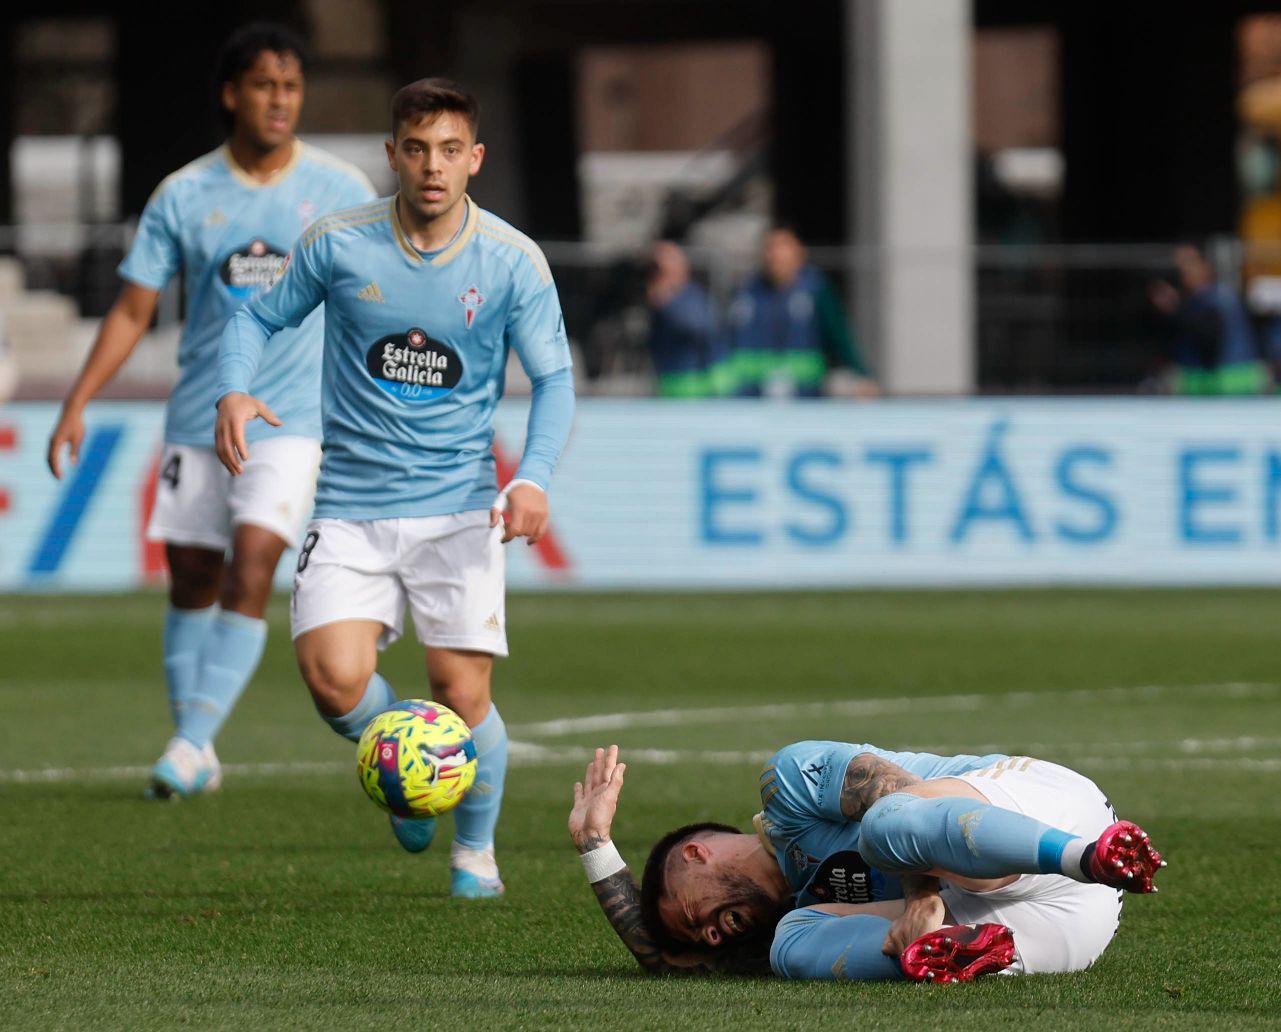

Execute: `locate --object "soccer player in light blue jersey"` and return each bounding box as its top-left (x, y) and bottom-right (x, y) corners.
top-left (569, 742), bottom-right (1164, 981)
top-left (215, 79), bottom-right (576, 898)
top-left (47, 23), bottom-right (376, 800)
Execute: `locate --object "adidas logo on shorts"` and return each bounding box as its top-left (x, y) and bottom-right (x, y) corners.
top-left (483, 612), bottom-right (501, 632)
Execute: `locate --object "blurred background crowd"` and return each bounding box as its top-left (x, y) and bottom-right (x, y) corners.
top-left (2, 0), bottom-right (1281, 404)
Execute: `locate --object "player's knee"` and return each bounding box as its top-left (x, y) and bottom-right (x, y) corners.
top-left (427, 652), bottom-right (492, 724)
top-left (299, 651), bottom-right (373, 716)
top-left (430, 682), bottom-right (490, 727)
top-left (858, 792), bottom-right (926, 871)
top-left (166, 548), bottom-right (223, 607)
top-left (218, 559), bottom-right (274, 615)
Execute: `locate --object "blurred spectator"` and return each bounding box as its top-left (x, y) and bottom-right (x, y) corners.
top-left (645, 241), bottom-right (727, 397)
top-left (1148, 244), bottom-right (1268, 394)
top-left (726, 226), bottom-right (878, 398)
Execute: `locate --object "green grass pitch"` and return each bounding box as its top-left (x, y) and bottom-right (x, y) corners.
top-left (1, 589), bottom-right (1279, 1030)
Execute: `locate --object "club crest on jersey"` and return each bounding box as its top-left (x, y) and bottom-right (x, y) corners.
top-left (296, 199), bottom-right (317, 228)
top-left (458, 285), bottom-right (485, 329)
top-left (366, 327), bottom-right (463, 403)
top-left (220, 239), bottom-right (288, 299)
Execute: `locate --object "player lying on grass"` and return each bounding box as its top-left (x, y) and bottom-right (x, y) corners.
top-left (568, 742), bottom-right (1165, 982)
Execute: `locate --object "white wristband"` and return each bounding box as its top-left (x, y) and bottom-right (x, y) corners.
top-left (492, 478), bottom-right (544, 513)
top-left (580, 840), bottom-right (627, 883)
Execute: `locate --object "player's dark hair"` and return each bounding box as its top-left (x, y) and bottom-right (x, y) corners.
top-left (215, 22), bottom-right (309, 130)
top-left (639, 821), bottom-right (741, 953)
top-left (390, 78), bottom-right (480, 140)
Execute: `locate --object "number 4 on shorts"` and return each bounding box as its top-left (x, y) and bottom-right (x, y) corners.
top-left (161, 454), bottom-right (181, 489)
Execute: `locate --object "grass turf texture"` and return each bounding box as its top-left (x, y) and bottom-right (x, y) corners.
top-left (1, 589), bottom-right (1279, 1031)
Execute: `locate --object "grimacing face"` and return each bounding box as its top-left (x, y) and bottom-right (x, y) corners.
top-left (386, 111), bottom-right (484, 226)
top-left (223, 50), bottom-right (304, 152)
top-left (658, 852), bottom-right (786, 951)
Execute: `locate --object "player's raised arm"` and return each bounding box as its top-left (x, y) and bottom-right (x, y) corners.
top-left (568, 747), bottom-right (668, 968)
top-left (48, 282), bottom-right (161, 478)
top-left (215, 231), bottom-right (328, 473)
top-left (569, 747), bottom-right (749, 976)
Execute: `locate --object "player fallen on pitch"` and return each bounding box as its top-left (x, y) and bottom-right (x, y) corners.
top-left (569, 742), bottom-right (1165, 981)
top-left (215, 79), bottom-right (574, 897)
top-left (46, 23), bottom-right (375, 799)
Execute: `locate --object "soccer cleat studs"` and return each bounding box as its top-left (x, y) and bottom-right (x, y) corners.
top-left (1087, 820), bottom-right (1167, 893)
top-left (900, 923), bottom-right (1017, 984)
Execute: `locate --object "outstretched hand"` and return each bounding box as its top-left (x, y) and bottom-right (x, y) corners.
top-left (569, 745), bottom-right (626, 851)
top-left (215, 391), bottom-right (282, 475)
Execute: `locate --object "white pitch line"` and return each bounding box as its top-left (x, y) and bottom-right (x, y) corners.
top-left (0, 760), bottom-right (349, 784)
top-left (1073, 756), bottom-right (1281, 772)
top-left (1, 681), bottom-right (1277, 786)
top-left (508, 682), bottom-right (1280, 738)
top-left (904, 734), bottom-right (1281, 759)
top-left (3, 739), bottom-right (1280, 785)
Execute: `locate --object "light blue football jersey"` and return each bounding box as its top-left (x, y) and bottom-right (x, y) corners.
top-left (118, 141), bottom-right (376, 446)
top-left (755, 741), bottom-right (1009, 908)
top-left (219, 196), bottom-right (572, 520)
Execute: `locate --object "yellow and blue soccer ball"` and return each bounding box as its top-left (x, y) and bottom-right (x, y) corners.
top-left (356, 701), bottom-right (477, 817)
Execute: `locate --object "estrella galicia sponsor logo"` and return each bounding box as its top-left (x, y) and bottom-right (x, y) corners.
top-left (220, 239), bottom-right (288, 299)
top-left (365, 327), bottom-right (463, 402)
top-left (805, 851), bottom-right (873, 904)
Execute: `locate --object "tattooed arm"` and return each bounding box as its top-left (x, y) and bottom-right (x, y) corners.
top-left (570, 746), bottom-right (767, 976)
top-left (838, 752), bottom-right (925, 822)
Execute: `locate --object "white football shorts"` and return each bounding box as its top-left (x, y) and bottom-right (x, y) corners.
top-left (939, 757), bottom-right (1124, 976)
top-left (146, 436), bottom-right (321, 551)
top-left (289, 511), bottom-right (508, 656)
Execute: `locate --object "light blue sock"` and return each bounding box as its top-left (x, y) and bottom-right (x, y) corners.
top-left (162, 605), bottom-right (217, 726)
top-left (770, 909), bottom-right (903, 981)
top-left (321, 673), bottom-right (396, 742)
top-left (176, 610), bottom-right (267, 749)
top-left (858, 793), bottom-right (1084, 880)
top-left (453, 705), bottom-right (507, 850)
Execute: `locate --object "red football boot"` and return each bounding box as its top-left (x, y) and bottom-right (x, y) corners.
top-left (1087, 820), bottom-right (1166, 893)
top-left (900, 923), bottom-right (1017, 984)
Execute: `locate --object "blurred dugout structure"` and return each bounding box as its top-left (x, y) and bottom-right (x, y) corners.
top-left (0, 222), bottom-right (1251, 398)
top-left (2, 0), bottom-right (1281, 399)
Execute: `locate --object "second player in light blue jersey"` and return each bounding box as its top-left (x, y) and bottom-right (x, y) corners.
top-left (47, 24), bottom-right (376, 800)
top-left (216, 78), bottom-right (576, 898)
top-left (569, 741), bottom-right (1164, 981)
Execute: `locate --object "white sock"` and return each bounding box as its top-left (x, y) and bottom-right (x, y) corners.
top-left (1059, 838), bottom-right (1092, 882)
top-left (450, 840), bottom-right (499, 880)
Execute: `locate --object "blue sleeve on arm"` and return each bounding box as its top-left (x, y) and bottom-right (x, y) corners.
top-left (513, 366), bottom-right (575, 490)
top-left (770, 909), bottom-right (904, 981)
top-left (769, 741), bottom-right (866, 823)
top-left (117, 186), bottom-right (181, 291)
top-left (217, 306), bottom-right (282, 401)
